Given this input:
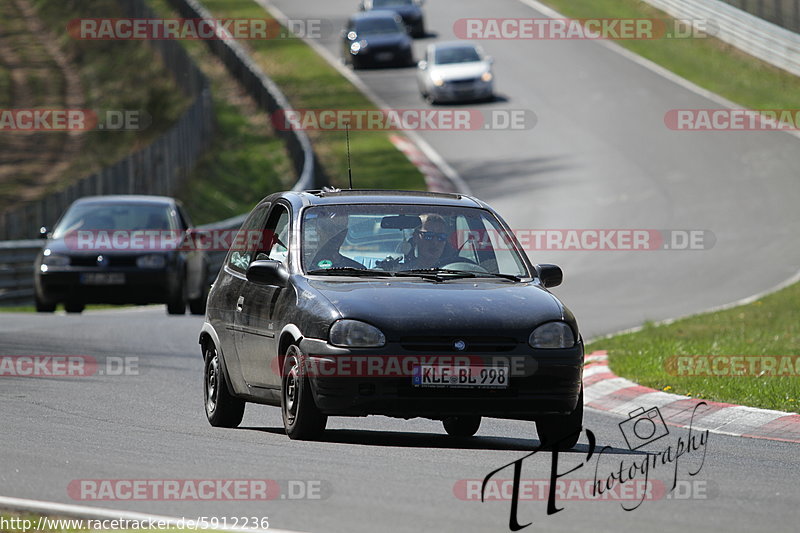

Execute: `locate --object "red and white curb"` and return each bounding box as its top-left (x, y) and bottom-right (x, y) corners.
top-left (584, 351), bottom-right (800, 444)
top-left (389, 134), bottom-right (459, 193)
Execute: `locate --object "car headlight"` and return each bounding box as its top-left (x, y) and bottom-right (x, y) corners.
top-left (329, 319), bottom-right (386, 348)
top-left (42, 250), bottom-right (70, 267)
top-left (529, 322), bottom-right (575, 349)
top-left (432, 74), bottom-right (445, 87)
top-left (350, 41), bottom-right (366, 54)
top-left (481, 71), bottom-right (493, 82)
top-left (136, 254), bottom-right (166, 269)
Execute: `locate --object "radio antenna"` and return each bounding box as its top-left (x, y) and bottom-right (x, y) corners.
top-left (344, 121), bottom-right (353, 189)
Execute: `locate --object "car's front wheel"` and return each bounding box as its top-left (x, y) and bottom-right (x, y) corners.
top-left (281, 344), bottom-right (327, 440)
top-left (35, 293), bottom-right (56, 313)
top-left (443, 415), bottom-right (481, 437)
top-left (203, 343), bottom-right (245, 428)
top-left (536, 387), bottom-right (583, 450)
top-left (167, 276), bottom-right (186, 315)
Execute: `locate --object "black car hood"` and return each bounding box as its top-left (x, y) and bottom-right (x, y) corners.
top-left (306, 277), bottom-right (567, 340)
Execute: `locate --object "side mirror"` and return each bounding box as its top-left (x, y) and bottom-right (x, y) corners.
top-left (414, 0), bottom-right (426, 5)
top-left (417, 60), bottom-right (427, 70)
top-left (358, 1), bottom-right (366, 11)
top-left (39, 226), bottom-right (49, 239)
top-left (486, 56), bottom-right (494, 65)
top-left (537, 264), bottom-right (562, 288)
top-left (246, 259), bottom-right (289, 287)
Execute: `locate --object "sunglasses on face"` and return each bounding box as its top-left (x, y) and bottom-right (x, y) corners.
top-left (417, 231), bottom-right (447, 242)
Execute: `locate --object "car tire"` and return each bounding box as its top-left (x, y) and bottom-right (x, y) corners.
top-left (281, 344), bottom-right (327, 440)
top-left (536, 387), bottom-right (583, 450)
top-left (443, 415), bottom-right (481, 437)
top-left (203, 342), bottom-right (245, 428)
top-left (35, 294), bottom-right (56, 313)
top-left (64, 301), bottom-right (85, 314)
top-left (167, 276), bottom-right (186, 315)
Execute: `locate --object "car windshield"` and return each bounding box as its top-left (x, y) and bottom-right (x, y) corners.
top-left (434, 46), bottom-right (481, 65)
top-left (52, 202), bottom-right (175, 239)
top-left (302, 204), bottom-right (530, 278)
top-left (355, 17), bottom-right (404, 35)
top-left (372, 0), bottom-right (414, 6)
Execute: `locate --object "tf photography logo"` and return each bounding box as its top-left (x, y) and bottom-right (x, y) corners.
top-left (480, 403), bottom-right (710, 530)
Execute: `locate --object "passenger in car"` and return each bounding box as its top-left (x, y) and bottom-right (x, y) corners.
top-left (309, 211), bottom-right (365, 270)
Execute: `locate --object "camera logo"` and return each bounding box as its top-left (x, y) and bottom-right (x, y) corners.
top-left (618, 406), bottom-right (670, 450)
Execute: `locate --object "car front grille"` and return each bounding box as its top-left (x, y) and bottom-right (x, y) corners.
top-left (399, 336), bottom-right (517, 352)
top-left (448, 77), bottom-right (479, 85)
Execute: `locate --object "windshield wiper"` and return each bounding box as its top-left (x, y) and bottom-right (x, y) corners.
top-left (398, 268), bottom-right (522, 282)
top-left (306, 267), bottom-right (396, 277)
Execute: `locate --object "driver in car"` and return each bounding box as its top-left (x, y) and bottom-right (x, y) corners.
top-left (401, 213), bottom-right (460, 270)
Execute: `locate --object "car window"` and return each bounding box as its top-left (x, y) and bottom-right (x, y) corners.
top-left (356, 17), bottom-right (403, 35)
top-left (260, 207), bottom-right (290, 266)
top-left (434, 47), bottom-right (481, 65)
top-left (227, 203), bottom-right (269, 274)
top-left (52, 202), bottom-right (175, 238)
top-left (372, 0), bottom-right (413, 6)
top-left (301, 204), bottom-right (530, 276)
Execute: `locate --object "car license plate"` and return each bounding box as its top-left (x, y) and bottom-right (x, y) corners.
top-left (412, 365), bottom-right (508, 389)
top-left (80, 273), bottom-right (125, 285)
top-left (376, 52), bottom-right (394, 61)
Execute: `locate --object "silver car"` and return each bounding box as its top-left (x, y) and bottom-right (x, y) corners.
top-left (417, 42), bottom-right (494, 104)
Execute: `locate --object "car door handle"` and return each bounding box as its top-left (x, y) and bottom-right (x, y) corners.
top-left (236, 296), bottom-right (244, 312)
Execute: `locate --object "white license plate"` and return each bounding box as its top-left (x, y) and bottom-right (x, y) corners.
top-left (80, 273), bottom-right (126, 285)
top-left (376, 52), bottom-right (394, 61)
top-left (412, 365), bottom-right (508, 389)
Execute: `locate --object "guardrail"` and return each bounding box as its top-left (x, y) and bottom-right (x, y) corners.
top-left (0, 240), bottom-right (43, 306)
top-left (642, 0), bottom-right (800, 77)
top-left (720, 0), bottom-right (800, 33)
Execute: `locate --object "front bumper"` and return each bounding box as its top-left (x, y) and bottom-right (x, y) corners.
top-left (36, 268), bottom-right (176, 304)
top-left (431, 81), bottom-right (493, 102)
top-left (299, 337), bottom-right (583, 420)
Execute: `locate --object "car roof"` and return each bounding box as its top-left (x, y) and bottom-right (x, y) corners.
top-left (70, 195), bottom-right (177, 206)
top-left (286, 189), bottom-right (487, 209)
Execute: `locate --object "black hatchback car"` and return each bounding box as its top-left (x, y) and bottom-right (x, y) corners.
top-left (34, 195), bottom-right (209, 314)
top-left (200, 190), bottom-right (583, 447)
top-left (342, 11), bottom-right (414, 69)
top-left (359, 0), bottom-right (426, 37)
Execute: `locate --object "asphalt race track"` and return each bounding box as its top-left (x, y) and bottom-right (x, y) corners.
top-left (2, 1), bottom-right (799, 532)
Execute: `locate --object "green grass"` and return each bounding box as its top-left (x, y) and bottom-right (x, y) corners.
top-left (540, 0), bottom-right (800, 109)
top-left (147, 0), bottom-right (296, 224)
top-left (587, 282), bottom-right (800, 413)
top-left (198, 0), bottom-right (427, 191)
top-left (0, 0), bottom-right (188, 208)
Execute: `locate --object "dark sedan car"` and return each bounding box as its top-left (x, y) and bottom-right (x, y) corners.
top-left (359, 0), bottom-right (426, 37)
top-left (34, 195), bottom-right (209, 315)
top-left (200, 190), bottom-right (583, 447)
top-left (342, 11), bottom-right (414, 69)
